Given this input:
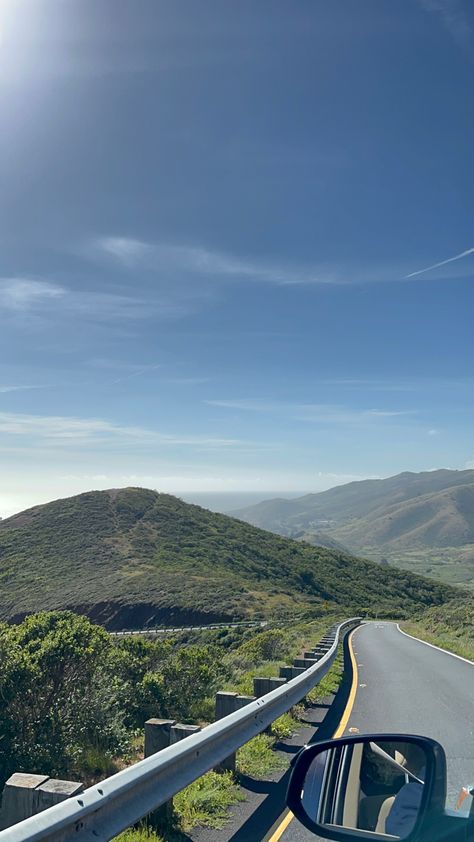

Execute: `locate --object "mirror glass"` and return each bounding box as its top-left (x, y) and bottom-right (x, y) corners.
top-left (300, 739), bottom-right (428, 839)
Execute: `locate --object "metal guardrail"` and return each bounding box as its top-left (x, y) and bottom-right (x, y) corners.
top-left (110, 620), bottom-right (268, 636)
top-left (1, 617), bottom-right (360, 842)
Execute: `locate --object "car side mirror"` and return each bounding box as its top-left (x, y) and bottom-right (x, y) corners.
top-left (287, 734), bottom-right (447, 841)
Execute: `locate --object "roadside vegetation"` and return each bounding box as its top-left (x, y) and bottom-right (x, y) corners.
top-left (402, 596), bottom-right (474, 660)
top-left (0, 610), bottom-right (346, 838)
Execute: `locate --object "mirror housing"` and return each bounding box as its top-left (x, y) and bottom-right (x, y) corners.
top-left (287, 734), bottom-right (447, 841)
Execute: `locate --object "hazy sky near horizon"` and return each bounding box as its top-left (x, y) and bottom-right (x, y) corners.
top-left (1, 0), bottom-right (473, 517)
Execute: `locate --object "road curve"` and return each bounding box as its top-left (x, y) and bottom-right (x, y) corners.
top-left (276, 621), bottom-right (474, 842)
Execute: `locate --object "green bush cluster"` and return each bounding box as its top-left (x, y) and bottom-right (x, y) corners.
top-left (0, 608), bottom-right (348, 835)
top-left (0, 611), bottom-right (227, 787)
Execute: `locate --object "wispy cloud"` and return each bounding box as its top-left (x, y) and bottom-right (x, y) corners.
top-left (97, 235), bottom-right (474, 290)
top-left (0, 411), bottom-right (247, 450)
top-left (99, 237), bottom-right (151, 265)
top-left (0, 278), bottom-right (182, 322)
top-left (0, 385), bottom-right (44, 394)
top-left (316, 376), bottom-right (474, 392)
top-left (0, 279), bottom-right (65, 311)
top-left (205, 398), bottom-right (417, 424)
top-left (87, 359), bottom-right (209, 387)
top-left (96, 236), bottom-right (336, 286)
top-left (404, 246), bottom-right (474, 279)
top-left (419, 0), bottom-right (473, 49)
top-left (109, 364), bottom-right (162, 385)
top-left (163, 377), bottom-right (210, 386)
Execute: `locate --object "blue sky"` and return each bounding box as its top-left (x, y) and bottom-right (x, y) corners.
top-left (0, 0), bottom-right (473, 516)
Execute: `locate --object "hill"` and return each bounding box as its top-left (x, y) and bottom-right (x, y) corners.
top-left (0, 487), bottom-right (456, 629)
top-left (232, 470), bottom-right (474, 585)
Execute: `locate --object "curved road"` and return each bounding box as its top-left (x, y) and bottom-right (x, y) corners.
top-left (274, 621), bottom-right (474, 841)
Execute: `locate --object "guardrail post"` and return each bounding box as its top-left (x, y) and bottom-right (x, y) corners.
top-left (215, 691), bottom-right (238, 719)
top-left (144, 718), bottom-right (176, 757)
top-left (214, 692), bottom-right (256, 772)
top-left (143, 722), bottom-right (202, 830)
top-left (253, 677), bottom-right (287, 734)
top-left (253, 676), bottom-right (287, 696)
top-left (293, 657), bottom-right (319, 668)
top-left (0, 774), bottom-right (84, 830)
top-left (290, 666), bottom-right (306, 678)
top-left (144, 719), bottom-right (177, 830)
top-left (215, 692), bottom-right (239, 772)
top-left (34, 780), bottom-right (84, 811)
top-left (235, 694), bottom-right (256, 708)
top-left (170, 724), bottom-right (202, 743)
top-left (0, 774), bottom-right (48, 829)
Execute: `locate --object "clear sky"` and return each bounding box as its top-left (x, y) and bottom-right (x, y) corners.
top-left (1, 0), bottom-right (473, 517)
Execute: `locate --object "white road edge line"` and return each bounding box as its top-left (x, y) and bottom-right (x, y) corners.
top-left (396, 623), bottom-right (474, 667)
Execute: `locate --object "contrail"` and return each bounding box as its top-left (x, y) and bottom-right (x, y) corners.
top-left (404, 247), bottom-right (474, 279)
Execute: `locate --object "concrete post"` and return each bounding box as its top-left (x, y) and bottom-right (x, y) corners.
top-left (290, 666), bottom-right (306, 678)
top-left (34, 779), bottom-right (84, 811)
top-left (214, 692), bottom-right (239, 772)
top-left (293, 658), bottom-right (319, 668)
top-left (214, 692), bottom-right (256, 772)
top-left (0, 774), bottom-right (83, 830)
top-left (215, 691), bottom-right (238, 720)
top-left (143, 718), bottom-right (176, 829)
top-left (253, 677), bottom-right (287, 734)
top-left (144, 718), bottom-right (176, 757)
top-left (0, 774), bottom-right (48, 829)
top-left (170, 724), bottom-right (201, 743)
top-left (253, 676), bottom-right (287, 697)
top-left (236, 694), bottom-right (256, 708)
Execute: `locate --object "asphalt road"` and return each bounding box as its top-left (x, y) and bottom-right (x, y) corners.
top-left (276, 621), bottom-right (474, 842)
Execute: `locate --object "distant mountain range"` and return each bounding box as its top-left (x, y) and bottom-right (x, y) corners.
top-left (232, 470), bottom-right (474, 586)
top-left (0, 487), bottom-right (455, 628)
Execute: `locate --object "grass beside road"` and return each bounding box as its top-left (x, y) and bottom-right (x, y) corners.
top-left (400, 594), bottom-right (474, 661)
top-left (401, 621), bottom-right (474, 661)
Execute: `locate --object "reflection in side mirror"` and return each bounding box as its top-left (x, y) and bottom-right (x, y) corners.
top-left (287, 734), bottom-right (447, 841)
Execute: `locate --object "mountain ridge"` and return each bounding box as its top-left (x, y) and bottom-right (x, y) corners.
top-left (231, 470), bottom-right (474, 584)
top-left (0, 486), bottom-right (456, 628)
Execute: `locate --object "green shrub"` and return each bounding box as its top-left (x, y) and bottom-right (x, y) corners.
top-left (174, 770), bottom-right (244, 831)
top-left (271, 713), bottom-right (297, 740)
top-left (114, 828), bottom-right (164, 842)
top-left (236, 735), bottom-right (286, 778)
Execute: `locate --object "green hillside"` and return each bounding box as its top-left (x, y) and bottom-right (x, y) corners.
top-left (233, 470), bottom-right (474, 585)
top-left (0, 487), bottom-right (457, 628)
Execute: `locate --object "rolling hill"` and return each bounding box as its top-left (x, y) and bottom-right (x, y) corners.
top-left (232, 470), bottom-right (474, 585)
top-left (0, 487), bottom-right (456, 628)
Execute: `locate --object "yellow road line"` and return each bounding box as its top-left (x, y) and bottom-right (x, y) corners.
top-left (267, 809), bottom-right (294, 840)
top-left (266, 627), bottom-right (360, 842)
top-left (332, 627), bottom-right (359, 738)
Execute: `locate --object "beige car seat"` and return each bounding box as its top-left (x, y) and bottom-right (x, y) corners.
top-left (375, 795), bottom-right (396, 834)
top-left (373, 744), bottom-right (425, 834)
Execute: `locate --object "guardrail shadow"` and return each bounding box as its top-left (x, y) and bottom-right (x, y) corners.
top-left (227, 631), bottom-right (355, 842)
